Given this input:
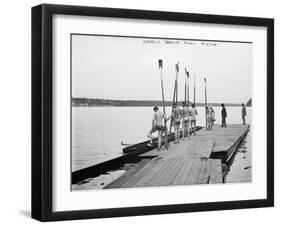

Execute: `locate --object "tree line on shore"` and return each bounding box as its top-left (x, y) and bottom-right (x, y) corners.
top-left (72, 97), bottom-right (252, 107)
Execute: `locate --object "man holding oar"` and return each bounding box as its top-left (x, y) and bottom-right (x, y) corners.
top-left (171, 103), bottom-right (181, 143)
top-left (147, 59), bottom-right (170, 150)
top-left (190, 103), bottom-right (198, 135)
top-left (182, 68), bottom-right (190, 139)
top-left (148, 106), bottom-right (170, 150)
top-left (181, 102), bottom-right (190, 139)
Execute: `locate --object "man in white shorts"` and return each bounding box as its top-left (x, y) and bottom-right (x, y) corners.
top-left (181, 102), bottom-right (190, 139)
top-left (172, 103), bottom-right (181, 143)
top-left (190, 103), bottom-right (198, 135)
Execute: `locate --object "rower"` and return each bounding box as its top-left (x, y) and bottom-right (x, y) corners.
top-left (172, 103), bottom-right (181, 143)
top-left (148, 106), bottom-right (169, 150)
top-left (181, 102), bottom-right (190, 139)
top-left (190, 103), bottom-right (198, 135)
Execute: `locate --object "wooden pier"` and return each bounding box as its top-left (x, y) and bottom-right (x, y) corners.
top-left (105, 124), bottom-right (249, 189)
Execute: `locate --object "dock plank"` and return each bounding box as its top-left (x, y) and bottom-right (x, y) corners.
top-left (193, 140), bottom-right (214, 158)
top-left (197, 159), bottom-right (212, 184)
top-left (185, 158), bottom-right (204, 184)
top-left (159, 159), bottom-right (188, 186)
top-left (172, 158), bottom-right (195, 185)
top-left (144, 158), bottom-right (179, 187)
top-left (121, 157), bottom-right (164, 188)
top-left (133, 158), bottom-right (171, 187)
top-left (209, 159), bottom-right (223, 183)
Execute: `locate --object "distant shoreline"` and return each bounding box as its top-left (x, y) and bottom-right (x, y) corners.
top-left (72, 97), bottom-right (252, 107)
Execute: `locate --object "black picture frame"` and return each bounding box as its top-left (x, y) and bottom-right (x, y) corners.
top-left (32, 4), bottom-right (274, 222)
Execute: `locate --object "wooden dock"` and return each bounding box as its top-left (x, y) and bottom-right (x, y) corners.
top-left (105, 124), bottom-right (249, 189)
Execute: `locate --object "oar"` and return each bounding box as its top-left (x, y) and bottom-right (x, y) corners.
top-left (158, 59), bottom-right (168, 148)
top-left (186, 70), bottom-right (190, 136)
top-left (175, 62), bottom-right (179, 105)
top-left (185, 68), bottom-right (188, 105)
top-left (159, 60), bottom-right (165, 114)
top-left (185, 68), bottom-right (190, 105)
top-left (169, 62), bottom-right (180, 138)
top-left (184, 69), bottom-right (187, 104)
top-left (204, 77), bottom-right (207, 130)
top-left (194, 73), bottom-right (196, 106)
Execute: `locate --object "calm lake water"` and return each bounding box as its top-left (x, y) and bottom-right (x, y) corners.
top-left (72, 106), bottom-right (252, 189)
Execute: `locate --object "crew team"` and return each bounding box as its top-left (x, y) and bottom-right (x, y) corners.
top-left (148, 103), bottom-right (247, 150)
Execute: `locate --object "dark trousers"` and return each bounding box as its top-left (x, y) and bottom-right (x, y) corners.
top-left (242, 116), bottom-right (246, 125)
top-left (221, 117), bottom-right (226, 127)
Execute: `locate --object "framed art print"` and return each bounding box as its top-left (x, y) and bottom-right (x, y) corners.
top-left (32, 4), bottom-right (274, 221)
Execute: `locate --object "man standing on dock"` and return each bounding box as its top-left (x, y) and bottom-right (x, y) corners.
top-left (148, 106), bottom-right (169, 150)
top-left (210, 106), bottom-right (216, 126)
top-left (206, 106), bottom-right (213, 130)
top-left (181, 102), bottom-right (190, 139)
top-left (172, 103), bottom-right (181, 143)
top-left (241, 103), bottom-right (247, 125)
top-left (190, 103), bottom-right (197, 135)
top-left (221, 103), bottom-right (227, 127)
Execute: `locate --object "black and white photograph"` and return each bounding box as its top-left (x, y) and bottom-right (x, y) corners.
top-left (71, 34), bottom-right (252, 190)
top-left (29, 3), bottom-right (274, 222)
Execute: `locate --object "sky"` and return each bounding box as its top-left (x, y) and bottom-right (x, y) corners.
top-left (72, 34), bottom-right (252, 104)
